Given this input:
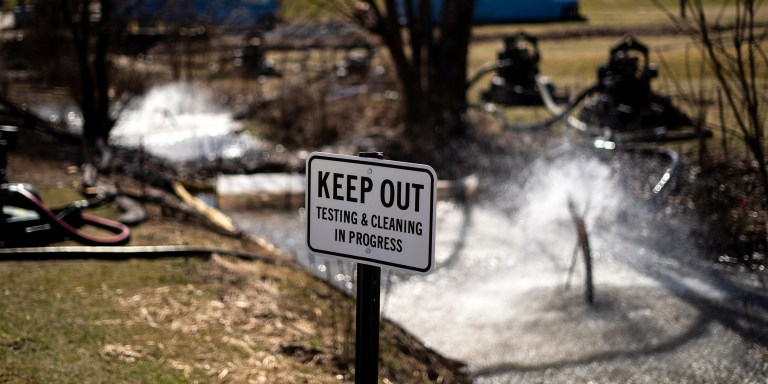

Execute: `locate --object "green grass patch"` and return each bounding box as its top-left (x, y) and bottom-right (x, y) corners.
top-left (0, 258), bottom-right (209, 383)
top-left (0, 249), bottom-right (469, 383)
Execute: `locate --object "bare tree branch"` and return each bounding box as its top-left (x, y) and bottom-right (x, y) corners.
top-left (655, 0), bottom-right (768, 205)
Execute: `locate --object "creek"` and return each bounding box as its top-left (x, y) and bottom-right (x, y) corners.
top-left (228, 153), bottom-right (768, 383)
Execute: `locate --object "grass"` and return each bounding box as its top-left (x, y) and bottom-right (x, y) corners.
top-left (274, 1), bottom-right (760, 141)
top-left (0, 255), bottom-right (356, 383)
top-left (0, 258), bottom-right (204, 383)
top-left (466, 34), bottom-right (695, 128)
top-left (0, 147), bottom-right (470, 383)
top-left (278, 0), bottom-right (766, 136)
top-left (579, 0), bottom-right (737, 27)
top-left (282, 0), bottom-right (701, 29)
top-left (0, 235), bottom-right (465, 383)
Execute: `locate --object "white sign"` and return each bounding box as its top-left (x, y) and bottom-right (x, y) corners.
top-left (305, 152), bottom-right (436, 274)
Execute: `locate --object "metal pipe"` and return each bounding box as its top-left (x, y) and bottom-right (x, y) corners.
top-left (0, 245), bottom-right (282, 264)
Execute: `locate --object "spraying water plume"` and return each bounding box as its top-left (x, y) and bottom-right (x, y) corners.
top-left (111, 82), bottom-right (261, 162)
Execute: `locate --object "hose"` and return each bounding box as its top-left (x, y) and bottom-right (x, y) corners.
top-left (470, 59), bottom-right (696, 197)
top-left (5, 184), bottom-right (130, 246)
top-left (466, 60), bottom-right (511, 88)
top-left (621, 145), bottom-right (681, 196)
top-left (0, 245), bottom-right (284, 264)
top-left (468, 59), bottom-right (600, 131)
top-left (479, 81), bottom-right (597, 131)
top-left (517, 79), bottom-right (598, 131)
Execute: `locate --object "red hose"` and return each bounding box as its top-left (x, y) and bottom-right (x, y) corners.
top-left (13, 187), bottom-right (130, 246)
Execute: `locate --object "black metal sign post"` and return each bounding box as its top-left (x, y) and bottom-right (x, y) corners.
top-left (355, 262), bottom-right (381, 383)
top-left (355, 152), bottom-right (382, 384)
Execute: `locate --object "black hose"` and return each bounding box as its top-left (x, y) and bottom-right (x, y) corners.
top-left (469, 74), bottom-right (599, 131)
top-left (470, 60), bottom-right (691, 197)
top-left (466, 60), bottom-right (512, 88)
top-left (508, 81), bottom-right (598, 131)
top-left (0, 245), bottom-right (286, 265)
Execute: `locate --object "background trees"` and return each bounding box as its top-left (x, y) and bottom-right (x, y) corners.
top-left (64, 0), bottom-right (116, 148)
top-left (654, 0), bottom-right (768, 252)
top-left (317, 0), bottom-right (477, 164)
top-left (656, 0), bottom-right (766, 195)
top-left (17, 0), bottom-right (122, 165)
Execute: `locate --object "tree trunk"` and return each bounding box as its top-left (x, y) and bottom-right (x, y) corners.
top-left (432, 0), bottom-right (474, 139)
top-left (360, 0), bottom-right (475, 164)
top-left (94, 0), bottom-right (113, 140)
top-left (64, 0), bottom-right (115, 163)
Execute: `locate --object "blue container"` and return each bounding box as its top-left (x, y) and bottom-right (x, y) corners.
top-left (398, 0), bottom-right (581, 24)
top-left (475, 0), bottom-right (581, 23)
top-left (117, 0), bottom-right (280, 28)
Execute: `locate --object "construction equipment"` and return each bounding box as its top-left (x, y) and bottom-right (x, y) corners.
top-left (471, 34), bottom-right (711, 196)
top-left (478, 32), bottom-right (567, 107)
top-left (571, 35), bottom-right (700, 143)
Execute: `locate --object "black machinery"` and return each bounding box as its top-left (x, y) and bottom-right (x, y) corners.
top-left (473, 33), bottom-right (706, 144)
top-left (236, 30), bottom-right (281, 77)
top-left (335, 45), bottom-right (376, 84)
top-left (0, 125), bottom-right (130, 247)
top-left (471, 34), bottom-right (711, 195)
top-left (0, 125), bottom-right (17, 185)
top-left (572, 35), bottom-right (701, 143)
top-left (479, 32), bottom-right (566, 107)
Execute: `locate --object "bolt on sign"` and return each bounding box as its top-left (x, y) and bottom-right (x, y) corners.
top-left (306, 152), bottom-right (436, 274)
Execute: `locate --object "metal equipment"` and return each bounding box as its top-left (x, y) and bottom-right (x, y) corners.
top-left (0, 126), bottom-right (130, 247)
top-left (479, 32), bottom-right (566, 107)
top-left (235, 30), bottom-right (281, 77)
top-left (572, 35), bottom-right (699, 143)
top-left (0, 125), bottom-right (18, 184)
top-left (335, 45), bottom-right (375, 83)
top-left (471, 34), bottom-right (711, 196)
top-left (1, 183), bottom-right (131, 247)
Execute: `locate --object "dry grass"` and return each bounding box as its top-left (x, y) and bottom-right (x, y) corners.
top-left (0, 249), bottom-right (468, 383)
top-left (0, 254), bottom-right (335, 383)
